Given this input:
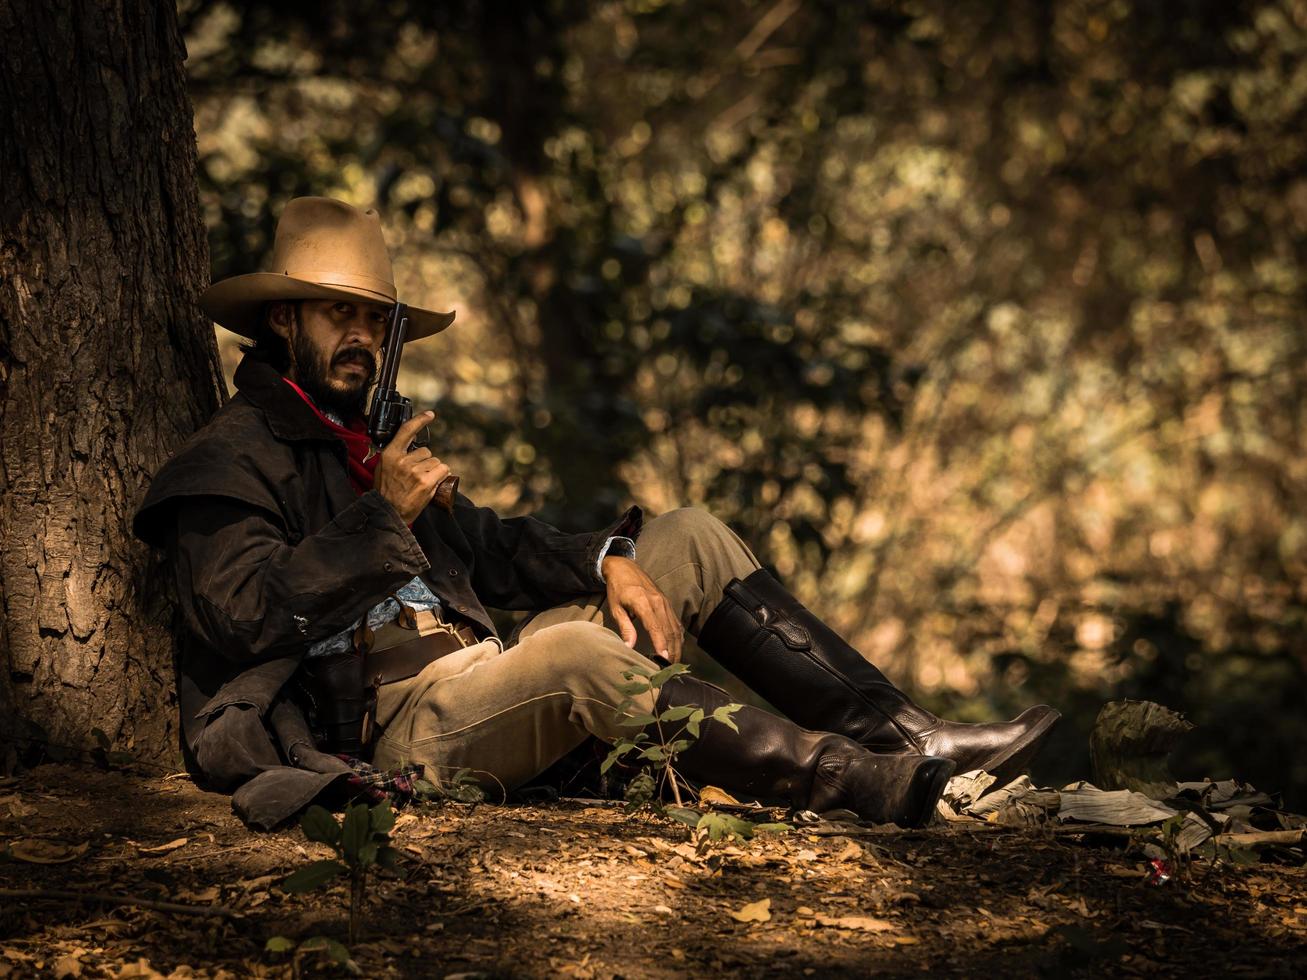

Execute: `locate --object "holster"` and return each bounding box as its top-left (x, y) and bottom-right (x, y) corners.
top-left (293, 609), bottom-right (482, 757)
top-left (294, 651), bottom-right (372, 757)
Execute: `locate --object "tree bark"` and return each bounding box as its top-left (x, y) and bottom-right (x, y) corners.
top-left (0, 0), bottom-right (223, 768)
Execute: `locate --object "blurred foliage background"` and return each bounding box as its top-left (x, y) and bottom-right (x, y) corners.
top-left (180, 0), bottom-right (1307, 805)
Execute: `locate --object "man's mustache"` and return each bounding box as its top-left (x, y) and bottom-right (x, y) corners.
top-left (333, 349), bottom-right (375, 370)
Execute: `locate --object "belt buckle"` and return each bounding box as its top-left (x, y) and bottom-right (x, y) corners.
top-left (428, 614), bottom-right (470, 653)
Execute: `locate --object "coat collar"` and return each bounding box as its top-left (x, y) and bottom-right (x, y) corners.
top-left (233, 354), bottom-right (344, 444)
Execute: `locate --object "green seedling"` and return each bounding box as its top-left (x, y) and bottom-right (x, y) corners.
top-left (603, 662), bottom-right (742, 808)
top-left (280, 802), bottom-right (399, 945)
top-left (413, 766), bottom-right (487, 804)
top-left (265, 934), bottom-right (358, 976)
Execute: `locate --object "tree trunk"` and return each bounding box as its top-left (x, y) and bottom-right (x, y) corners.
top-left (0, 0), bottom-right (223, 768)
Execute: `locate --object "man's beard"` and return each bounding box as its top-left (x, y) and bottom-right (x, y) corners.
top-left (289, 329), bottom-right (376, 418)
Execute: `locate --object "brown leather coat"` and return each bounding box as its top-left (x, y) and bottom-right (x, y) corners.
top-left (133, 353), bottom-right (640, 827)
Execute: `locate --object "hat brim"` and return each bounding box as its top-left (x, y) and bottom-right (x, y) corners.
top-left (199, 272), bottom-right (455, 340)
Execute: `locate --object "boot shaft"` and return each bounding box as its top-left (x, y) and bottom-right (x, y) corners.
top-left (647, 674), bottom-right (950, 827)
top-left (698, 571), bottom-right (937, 749)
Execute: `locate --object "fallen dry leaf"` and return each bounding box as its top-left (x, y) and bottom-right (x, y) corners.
top-left (814, 914), bottom-right (895, 932)
top-left (1, 794), bottom-right (37, 819)
top-left (834, 841), bottom-right (864, 863)
top-left (113, 959), bottom-right (166, 979)
top-left (136, 838), bottom-right (188, 855)
top-left (53, 952), bottom-right (83, 979)
top-left (697, 785), bottom-right (743, 806)
top-left (176, 886), bottom-right (221, 903)
top-left (729, 898), bottom-right (772, 923)
top-left (9, 839), bottom-right (90, 864)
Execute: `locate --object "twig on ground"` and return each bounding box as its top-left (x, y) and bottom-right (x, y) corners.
top-left (0, 887), bottom-right (238, 918)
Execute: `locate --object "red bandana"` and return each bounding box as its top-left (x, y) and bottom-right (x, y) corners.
top-left (283, 378), bottom-right (378, 495)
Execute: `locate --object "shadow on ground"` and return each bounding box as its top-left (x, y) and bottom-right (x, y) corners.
top-left (1, 764), bottom-right (1305, 977)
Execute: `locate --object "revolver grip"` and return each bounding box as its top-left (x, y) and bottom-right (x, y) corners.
top-left (433, 475), bottom-right (459, 512)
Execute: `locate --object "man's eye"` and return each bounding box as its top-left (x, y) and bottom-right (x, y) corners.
top-left (334, 303), bottom-right (353, 315)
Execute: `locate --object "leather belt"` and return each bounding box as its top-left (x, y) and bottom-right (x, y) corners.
top-left (362, 624), bottom-right (477, 686)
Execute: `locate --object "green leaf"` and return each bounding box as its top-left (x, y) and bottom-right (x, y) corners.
top-left (412, 778), bottom-right (441, 800)
top-left (601, 742), bottom-right (640, 774)
top-left (640, 746), bottom-right (668, 762)
top-left (340, 804), bottom-right (370, 862)
top-left (695, 815), bottom-right (758, 846)
top-left (697, 812), bottom-right (756, 842)
top-left (685, 718), bottom-right (701, 739)
top-left (265, 936), bottom-right (296, 954)
top-left (753, 822), bottom-right (793, 834)
top-left (624, 771), bottom-right (656, 806)
top-left (322, 939), bottom-right (354, 966)
top-left (301, 805), bottom-right (341, 847)
top-left (711, 705), bottom-right (742, 733)
top-left (300, 936), bottom-right (356, 969)
top-left (664, 806), bottom-right (702, 828)
top-left (623, 666), bottom-right (654, 680)
top-left (369, 804), bottom-right (395, 836)
top-left (281, 859), bottom-right (346, 893)
top-left (619, 713), bottom-right (658, 728)
top-left (617, 680), bottom-right (653, 696)
top-left (658, 705), bottom-right (697, 722)
top-left (647, 663), bottom-right (690, 688)
top-left (666, 739), bottom-right (693, 755)
top-left (446, 769), bottom-right (487, 803)
top-left (358, 841), bottom-right (379, 867)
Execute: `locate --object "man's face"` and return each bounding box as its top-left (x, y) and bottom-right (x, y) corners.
top-left (272, 299), bottom-right (388, 416)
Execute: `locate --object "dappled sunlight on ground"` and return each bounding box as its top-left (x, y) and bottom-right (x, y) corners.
top-left (2, 764), bottom-right (1304, 977)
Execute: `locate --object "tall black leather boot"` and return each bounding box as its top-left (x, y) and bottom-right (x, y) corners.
top-left (697, 570), bottom-right (1060, 787)
top-left (652, 675), bottom-right (954, 828)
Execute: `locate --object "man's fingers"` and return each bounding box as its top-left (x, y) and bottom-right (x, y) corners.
top-left (389, 410), bottom-right (434, 450)
top-left (413, 458), bottom-right (450, 479)
top-left (663, 606), bottom-right (684, 663)
top-left (641, 613), bottom-right (669, 663)
top-left (611, 603), bottom-right (638, 648)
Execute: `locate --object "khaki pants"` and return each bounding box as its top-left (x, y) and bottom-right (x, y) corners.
top-left (370, 508), bottom-right (760, 794)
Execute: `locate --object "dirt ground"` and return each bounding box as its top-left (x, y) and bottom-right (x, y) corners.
top-left (1, 763), bottom-right (1305, 979)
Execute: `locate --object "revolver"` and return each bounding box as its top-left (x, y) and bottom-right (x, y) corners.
top-left (368, 301), bottom-right (459, 512)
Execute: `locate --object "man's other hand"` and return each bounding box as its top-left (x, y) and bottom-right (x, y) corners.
top-left (374, 411), bottom-right (451, 524)
top-left (602, 556), bottom-right (685, 662)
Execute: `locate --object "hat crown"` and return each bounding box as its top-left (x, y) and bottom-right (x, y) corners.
top-left (268, 197), bottom-right (397, 303)
top-left (198, 195), bottom-right (455, 339)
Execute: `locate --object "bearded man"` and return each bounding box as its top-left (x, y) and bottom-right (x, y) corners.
top-left (133, 197), bottom-right (1059, 830)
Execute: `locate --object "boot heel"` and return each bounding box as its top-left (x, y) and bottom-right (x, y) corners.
top-left (908, 757), bottom-right (955, 828)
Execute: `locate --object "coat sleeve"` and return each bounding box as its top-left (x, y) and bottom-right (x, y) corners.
top-left (448, 498), bottom-right (642, 610)
top-left (171, 489), bottom-right (430, 663)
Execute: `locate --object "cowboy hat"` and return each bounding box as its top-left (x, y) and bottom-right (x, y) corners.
top-left (199, 197), bottom-right (455, 340)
